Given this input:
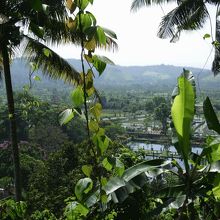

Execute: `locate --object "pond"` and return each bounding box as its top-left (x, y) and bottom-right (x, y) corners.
top-left (127, 142), bottom-right (203, 155)
top-left (127, 142), bottom-right (205, 168)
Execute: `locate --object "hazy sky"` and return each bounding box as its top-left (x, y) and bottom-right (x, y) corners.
top-left (53, 0), bottom-right (216, 69)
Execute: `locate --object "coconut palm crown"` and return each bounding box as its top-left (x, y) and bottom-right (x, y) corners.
top-left (131, 0), bottom-right (220, 75)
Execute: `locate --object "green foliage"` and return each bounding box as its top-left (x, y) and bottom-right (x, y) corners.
top-left (59, 109), bottom-right (75, 125)
top-left (0, 199), bottom-right (27, 220)
top-left (203, 96), bottom-right (220, 134)
top-left (2, 0), bottom-right (220, 219)
top-left (71, 86), bottom-right (84, 107)
top-left (75, 178), bottom-right (93, 201)
top-left (171, 69), bottom-right (195, 169)
top-left (30, 210), bottom-right (57, 220)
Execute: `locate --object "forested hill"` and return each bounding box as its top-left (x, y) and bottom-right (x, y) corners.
top-left (6, 58), bottom-right (220, 90)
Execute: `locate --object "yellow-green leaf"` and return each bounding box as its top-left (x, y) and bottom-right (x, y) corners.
top-left (90, 103), bottom-right (102, 121)
top-left (171, 74), bottom-right (195, 163)
top-left (82, 165), bottom-right (93, 177)
top-left (71, 86), bottom-right (84, 107)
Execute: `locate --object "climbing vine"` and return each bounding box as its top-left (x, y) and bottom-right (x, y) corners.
top-left (59, 0), bottom-right (124, 218)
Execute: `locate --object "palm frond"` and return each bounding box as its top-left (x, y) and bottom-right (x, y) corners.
top-left (178, 2), bottom-right (208, 31)
top-left (41, 18), bottom-right (73, 45)
top-left (23, 36), bottom-right (80, 85)
top-left (158, 0), bottom-right (208, 39)
top-left (102, 36), bottom-right (118, 52)
top-left (43, 0), bottom-right (67, 20)
top-left (206, 0), bottom-right (220, 5)
top-left (131, 0), bottom-right (176, 12)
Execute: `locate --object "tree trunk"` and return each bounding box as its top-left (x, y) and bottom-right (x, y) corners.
top-left (212, 4), bottom-right (220, 75)
top-left (1, 44), bottom-right (22, 201)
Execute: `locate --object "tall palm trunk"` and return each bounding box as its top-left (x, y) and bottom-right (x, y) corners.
top-left (212, 4), bottom-right (220, 75)
top-left (1, 44), bottom-right (21, 201)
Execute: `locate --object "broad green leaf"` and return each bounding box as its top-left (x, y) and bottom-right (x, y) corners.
top-left (203, 96), bottom-right (220, 134)
top-left (103, 136), bottom-right (110, 150)
top-left (115, 158), bottom-right (125, 177)
top-left (71, 86), bottom-right (84, 107)
top-left (86, 11), bottom-right (96, 26)
top-left (33, 75), bottom-right (41, 81)
top-left (203, 33), bottom-right (211, 39)
top-left (84, 26), bottom-right (97, 39)
top-left (101, 194), bottom-right (108, 203)
top-left (75, 178), bottom-right (93, 201)
top-left (85, 190), bottom-right (99, 208)
top-left (103, 27), bottom-right (117, 39)
top-left (171, 73), bottom-right (195, 164)
top-left (84, 54), bottom-right (93, 63)
top-left (78, 13), bottom-right (92, 31)
top-left (171, 69), bottom-right (195, 100)
top-left (42, 4), bottom-right (49, 14)
top-left (82, 165), bottom-right (93, 177)
top-left (102, 158), bottom-right (113, 171)
top-left (59, 109), bottom-right (74, 125)
top-left (168, 195), bottom-right (186, 209)
top-left (88, 120), bottom-right (99, 132)
top-left (93, 55), bottom-right (106, 75)
top-left (213, 174), bottom-right (220, 200)
top-left (103, 177), bottom-right (125, 195)
top-left (206, 137), bottom-right (220, 162)
top-left (77, 0), bottom-right (90, 10)
top-left (94, 55), bottom-right (114, 65)
top-left (92, 134), bottom-right (108, 155)
top-left (96, 26), bottom-right (106, 45)
top-left (90, 103), bottom-right (102, 121)
top-left (202, 161), bottom-right (220, 173)
top-left (156, 185), bottom-right (185, 198)
top-left (92, 55), bottom-right (114, 76)
top-left (122, 159), bottom-right (169, 182)
top-left (64, 201), bottom-right (89, 219)
top-left (83, 160), bottom-right (171, 207)
top-left (101, 177), bottom-right (108, 187)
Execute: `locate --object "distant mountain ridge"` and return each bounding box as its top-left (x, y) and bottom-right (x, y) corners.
top-left (6, 58), bottom-right (220, 90)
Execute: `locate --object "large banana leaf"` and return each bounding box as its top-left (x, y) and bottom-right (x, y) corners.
top-left (203, 96), bottom-right (220, 134)
top-left (83, 159), bottom-right (172, 208)
top-left (171, 69), bottom-right (195, 170)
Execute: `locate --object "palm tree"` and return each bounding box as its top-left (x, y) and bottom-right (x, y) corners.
top-left (1, 0), bottom-right (118, 201)
top-left (0, 0), bottom-right (80, 201)
top-left (131, 0), bottom-right (220, 75)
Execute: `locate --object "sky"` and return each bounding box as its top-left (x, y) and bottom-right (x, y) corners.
top-left (53, 0), bottom-right (217, 69)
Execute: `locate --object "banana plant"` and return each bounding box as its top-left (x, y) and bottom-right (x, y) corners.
top-left (65, 69), bottom-right (220, 219)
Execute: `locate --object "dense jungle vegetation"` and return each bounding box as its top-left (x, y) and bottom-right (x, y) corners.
top-left (1, 0), bottom-right (220, 219)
